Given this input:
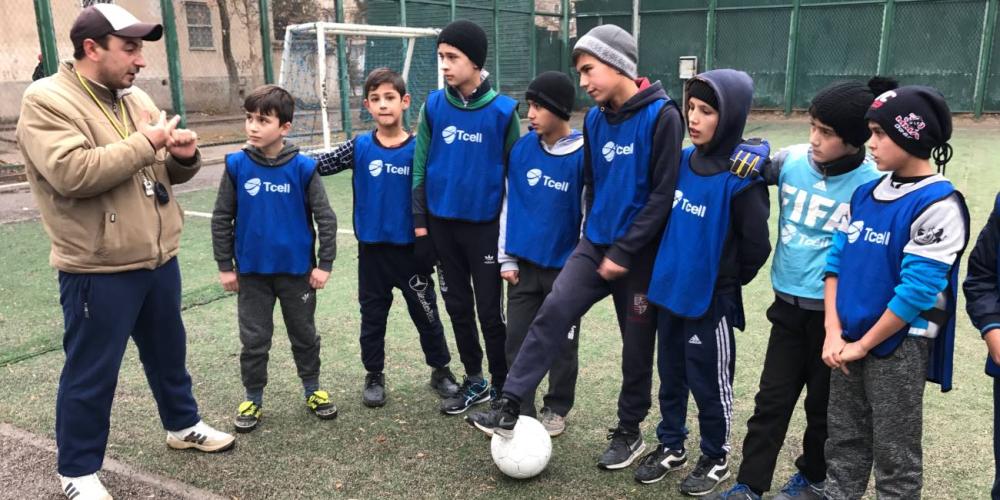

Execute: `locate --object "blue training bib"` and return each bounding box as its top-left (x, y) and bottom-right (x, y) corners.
top-left (505, 131), bottom-right (584, 269)
top-left (836, 178), bottom-right (957, 357)
top-left (226, 151), bottom-right (317, 275)
top-left (648, 146), bottom-right (762, 318)
top-left (424, 89), bottom-right (517, 222)
top-left (583, 98), bottom-right (667, 245)
top-left (353, 131), bottom-right (416, 245)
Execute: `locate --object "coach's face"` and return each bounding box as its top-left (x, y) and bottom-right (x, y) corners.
top-left (93, 35), bottom-right (146, 90)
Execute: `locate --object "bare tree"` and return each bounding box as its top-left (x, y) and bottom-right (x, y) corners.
top-left (216, 0), bottom-right (242, 108)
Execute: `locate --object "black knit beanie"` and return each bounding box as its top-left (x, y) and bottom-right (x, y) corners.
top-left (437, 20), bottom-right (488, 69)
top-left (526, 71), bottom-right (575, 120)
top-left (865, 85), bottom-right (953, 165)
top-left (687, 79), bottom-right (718, 111)
top-left (810, 77), bottom-right (898, 148)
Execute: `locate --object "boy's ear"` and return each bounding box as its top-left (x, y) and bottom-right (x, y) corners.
top-left (279, 120), bottom-right (293, 136)
top-left (401, 93), bottom-right (411, 110)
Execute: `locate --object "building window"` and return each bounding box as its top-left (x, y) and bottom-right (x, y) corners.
top-left (185, 2), bottom-right (214, 50)
top-left (81, 0), bottom-right (114, 6)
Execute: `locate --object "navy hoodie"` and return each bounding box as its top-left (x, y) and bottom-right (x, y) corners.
top-left (685, 69), bottom-right (771, 294)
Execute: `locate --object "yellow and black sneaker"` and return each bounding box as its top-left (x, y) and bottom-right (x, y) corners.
top-left (306, 390), bottom-right (338, 420)
top-left (234, 401), bottom-right (261, 433)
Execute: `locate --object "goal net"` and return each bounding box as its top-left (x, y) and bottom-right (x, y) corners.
top-left (279, 22), bottom-right (443, 154)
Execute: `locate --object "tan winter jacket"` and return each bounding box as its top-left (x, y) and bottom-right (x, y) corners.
top-left (16, 61), bottom-right (200, 273)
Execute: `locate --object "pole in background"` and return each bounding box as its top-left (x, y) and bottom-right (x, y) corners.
top-left (705, 0), bottom-right (717, 71)
top-left (33, 0), bottom-right (58, 77)
top-left (876, 0), bottom-right (895, 75)
top-left (160, 0), bottom-right (187, 127)
top-left (973, 0), bottom-right (998, 118)
top-left (258, 0), bottom-right (275, 84)
top-left (783, 0), bottom-right (802, 115)
top-left (335, 0), bottom-right (352, 138)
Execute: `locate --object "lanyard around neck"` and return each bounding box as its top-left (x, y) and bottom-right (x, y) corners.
top-left (76, 70), bottom-right (129, 140)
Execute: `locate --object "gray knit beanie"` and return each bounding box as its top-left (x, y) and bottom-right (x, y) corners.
top-left (572, 25), bottom-right (638, 80)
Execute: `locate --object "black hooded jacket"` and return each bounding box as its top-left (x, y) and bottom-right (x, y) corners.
top-left (684, 70), bottom-right (771, 294)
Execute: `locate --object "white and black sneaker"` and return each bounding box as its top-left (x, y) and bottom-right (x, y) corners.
top-left (634, 444), bottom-right (688, 483)
top-left (596, 426), bottom-right (646, 470)
top-left (166, 420), bottom-right (235, 453)
top-left (679, 455), bottom-right (730, 496)
top-left (60, 473), bottom-right (112, 500)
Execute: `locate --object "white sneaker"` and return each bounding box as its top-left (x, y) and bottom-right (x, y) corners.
top-left (166, 420), bottom-right (235, 452)
top-left (59, 473), bottom-right (112, 500)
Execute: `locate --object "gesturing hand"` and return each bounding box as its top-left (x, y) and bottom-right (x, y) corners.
top-left (167, 127), bottom-right (199, 160)
top-left (138, 110), bottom-right (180, 150)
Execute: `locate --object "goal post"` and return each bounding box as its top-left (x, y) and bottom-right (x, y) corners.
top-left (278, 22), bottom-right (443, 153)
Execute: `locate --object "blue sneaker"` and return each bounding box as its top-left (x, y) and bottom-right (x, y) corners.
top-left (709, 483), bottom-right (760, 500)
top-left (774, 472), bottom-right (824, 500)
top-left (440, 376), bottom-right (491, 415)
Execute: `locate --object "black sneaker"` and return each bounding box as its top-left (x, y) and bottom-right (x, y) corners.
top-left (465, 396), bottom-right (520, 437)
top-left (680, 455), bottom-right (730, 496)
top-left (634, 444), bottom-right (688, 484)
top-left (597, 426), bottom-right (646, 470)
top-left (440, 377), bottom-right (491, 415)
top-left (429, 366), bottom-right (460, 398)
top-left (363, 372), bottom-right (386, 408)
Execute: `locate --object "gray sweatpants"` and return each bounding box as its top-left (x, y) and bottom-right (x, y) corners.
top-left (824, 337), bottom-right (930, 500)
top-left (238, 274), bottom-right (321, 391)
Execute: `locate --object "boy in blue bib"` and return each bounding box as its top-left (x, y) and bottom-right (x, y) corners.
top-left (964, 193), bottom-right (1000, 500)
top-left (472, 25), bottom-right (688, 472)
top-left (719, 78), bottom-right (896, 500)
top-left (410, 20), bottom-right (521, 415)
top-left (211, 85), bottom-right (339, 432)
top-left (466, 71), bottom-right (584, 438)
top-left (822, 86), bottom-right (969, 499)
top-left (640, 70), bottom-right (771, 496)
top-left (312, 69), bottom-right (458, 409)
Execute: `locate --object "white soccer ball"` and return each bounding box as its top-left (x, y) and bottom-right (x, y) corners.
top-left (490, 415), bottom-right (552, 479)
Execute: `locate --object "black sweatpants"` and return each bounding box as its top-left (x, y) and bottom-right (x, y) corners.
top-left (428, 216), bottom-right (507, 388)
top-left (358, 242), bottom-right (451, 373)
top-left (505, 261), bottom-right (580, 418)
top-left (503, 237), bottom-right (657, 431)
top-left (736, 297), bottom-right (830, 493)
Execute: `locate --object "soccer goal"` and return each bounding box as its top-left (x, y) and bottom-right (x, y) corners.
top-left (279, 22), bottom-right (443, 153)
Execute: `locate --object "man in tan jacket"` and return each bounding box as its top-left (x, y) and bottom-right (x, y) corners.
top-left (16, 5), bottom-right (234, 499)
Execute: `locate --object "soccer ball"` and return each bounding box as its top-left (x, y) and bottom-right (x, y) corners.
top-left (490, 416), bottom-right (552, 479)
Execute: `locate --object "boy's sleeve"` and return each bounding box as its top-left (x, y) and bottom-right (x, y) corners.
top-left (824, 224), bottom-right (848, 278)
top-left (964, 194), bottom-right (1000, 334)
top-left (762, 147), bottom-right (789, 186)
top-left (582, 120), bottom-right (594, 216)
top-left (497, 178), bottom-right (518, 272)
top-left (211, 169), bottom-right (238, 272)
top-left (314, 138), bottom-right (356, 176)
top-left (412, 103), bottom-right (431, 229)
top-left (504, 109), bottom-right (521, 155)
top-left (731, 182), bottom-right (772, 285)
top-left (605, 103), bottom-right (684, 269)
top-left (888, 194), bottom-right (969, 322)
top-left (307, 170), bottom-right (338, 270)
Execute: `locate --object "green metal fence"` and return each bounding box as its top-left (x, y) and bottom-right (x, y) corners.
top-left (366, 0), bottom-right (573, 119)
top-left (575, 0), bottom-right (1000, 116)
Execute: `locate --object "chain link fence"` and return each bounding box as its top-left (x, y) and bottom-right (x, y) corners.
top-left (576, 0), bottom-right (1000, 115)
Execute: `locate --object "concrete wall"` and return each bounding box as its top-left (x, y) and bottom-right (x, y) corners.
top-left (1, 0), bottom-right (272, 121)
